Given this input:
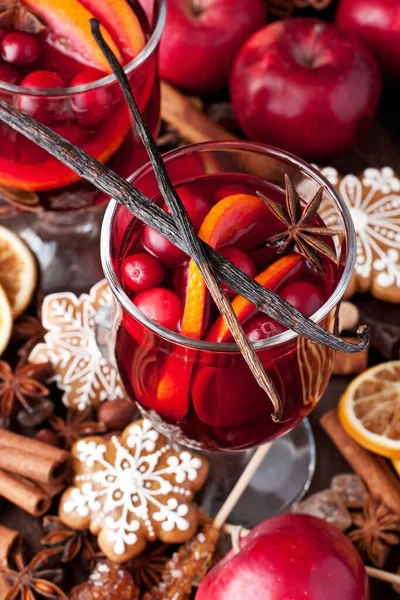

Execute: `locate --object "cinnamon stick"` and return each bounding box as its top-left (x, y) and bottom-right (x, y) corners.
top-left (320, 410), bottom-right (400, 515)
top-left (0, 525), bottom-right (20, 566)
top-left (0, 470), bottom-right (51, 517)
top-left (0, 429), bottom-right (69, 485)
top-left (39, 479), bottom-right (67, 499)
top-left (161, 80), bottom-right (238, 144)
top-left (332, 336), bottom-right (369, 375)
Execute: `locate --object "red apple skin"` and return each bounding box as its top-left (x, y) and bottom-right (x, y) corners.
top-left (230, 18), bottom-right (382, 161)
top-left (140, 0), bottom-right (266, 93)
top-left (197, 514), bottom-right (370, 600)
top-left (336, 0), bottom-right (400, 81)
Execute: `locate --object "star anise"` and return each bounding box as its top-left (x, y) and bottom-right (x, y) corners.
top-left (129, 543), bottom-right (170, 592)
top-left (0, 360), bottom-right (51, 422)
top-left (0, 546), bottom-right (67, 600)
top-left (348, 497), bottom-right (400, 567)
top-left (257, 174), bottom-right (338, 274)
top-left (13, 313), bottom-right (46, 360)
top-left (49, 408), bottom-right (107, 450)
top-left (41, 516), bottom-right (104, 567)
top-left (0, 0), bottom-right (45, 34)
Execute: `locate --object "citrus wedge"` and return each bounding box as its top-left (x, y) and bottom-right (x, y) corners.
top-left (0, 226), bottom-right (37, 318)
top-left (21, 0), bottom-right (122, 72)
top-left (80, 0), bottom-right (146, 60)
top-left (339, 361), bottom-right (400, 459)
top-left (0, 284), bottom-right (12, 357)
top-left (392, 460), bottom-right (400, 477)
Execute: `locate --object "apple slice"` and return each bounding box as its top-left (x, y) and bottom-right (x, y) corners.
top-left (80, 0), bottom-right (146, 61)
top-left (207, 254), bottom-right (304, 343)
top-left (21, 0), bottom-right (122, 72)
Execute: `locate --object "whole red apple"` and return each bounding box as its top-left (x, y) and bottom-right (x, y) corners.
top-left (140, 0), bottom-right (266, 93)
top-left (197, 514), bottom-right (370, 600)
top-left (336, 0), bottom-right (400, 81)
top-left (230, 18), bottom-right (382, 161)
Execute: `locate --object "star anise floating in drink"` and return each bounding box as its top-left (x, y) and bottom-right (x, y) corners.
top-left (0, 546), bottom-right (67, 599)
top-left (0, 359), bottom-right (51, 422)
top-left (257, 174), bottom-right (338, 274)
top-left (348, 497), bottom-right (400, 567)
top-left (0, 0), bottom-right (45, 33)
top-left (49, 408), bottom-right (106, 450)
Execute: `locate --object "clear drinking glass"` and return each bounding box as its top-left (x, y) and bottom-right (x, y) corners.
top-left (0, 0), bottom-right (166, 294)
top-left (100, 141), bottom-right (356, 524)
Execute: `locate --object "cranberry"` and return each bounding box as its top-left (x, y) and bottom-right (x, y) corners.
top-left (0, 31), bottom-right (5, 42)
top-left (70, 69), bottom-right (111, 125)
top-left (280, 281), bottom-right (324, 317)
top-left (1, 31), bottom-right (41, 66)
top-left (143, 225), bottom-right (187, 266)
top-left (0, 64), bottom-right (21, 85)
top-left (215, 184), bottom-right (248, 202)
top-left (219, 246), bottom-right (257, 298)
top-left (122, 252), bottom-right (164, 293)
top-left (244, 314), bottom-right (286, 342)
top-left (164, 187), bottom-right (211, 230)
top-left (133, 287), bottom-right (181, 331)
top-left (18, 71), bottom-right (65, 123)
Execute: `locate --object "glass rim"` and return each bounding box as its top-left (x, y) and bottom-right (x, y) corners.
top-left (0, 0), bottom-right (166, 97)
top-left (101, 140), bottom-right (356, 352)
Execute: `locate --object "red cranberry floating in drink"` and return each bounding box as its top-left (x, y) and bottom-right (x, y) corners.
top-left (133, 287), bottom-right (181, 331)
top-left (143, 225), bottom-right (187, 266)
top-left (122, 252), bottom-right (164, 293)
top-left (70, 69), bottom-right (112, 125)
top-left (219, 246), bottom-right (256, 298)
top-left (17, 70), bottom-right (65, 123)
top-left (196, 514), bottom-right (370, 600)
top-left (1, 32), bottom-right (42, 66)
top-left (0, 65), bottom-right (22, 85)
top-left (164, 187), bottom-right (211, 230)
top-left (244, 314), bottom-right (285, 342)
top-left (280, 281), bottom-right (324, 317)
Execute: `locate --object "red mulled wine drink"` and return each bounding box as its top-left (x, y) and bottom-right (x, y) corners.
top-left (102, 142), bottom-right (355, 452)
top-left (0, 0), bottom-right (162, 212)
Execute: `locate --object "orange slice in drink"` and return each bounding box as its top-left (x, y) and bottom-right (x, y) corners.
top-left (0, 284), bottom-right (12, 357)
top-left (207, 254), bottom-right (304, 343)
top-left (0, 226), bottom-right (37, 318)
top-left (80, 0), bottom-right (146, 60)
top-left (21, 0), bottom-right (122, 72)
top-left (339, 361), bottom-right (400, 459)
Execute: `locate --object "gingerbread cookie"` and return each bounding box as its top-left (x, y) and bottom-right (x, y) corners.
top-left (29, 280), bottom-right (124, 411)
top-left (59, 419), bottom-right (209, 563)
top-left (320, 167), bottom-right (400, 302)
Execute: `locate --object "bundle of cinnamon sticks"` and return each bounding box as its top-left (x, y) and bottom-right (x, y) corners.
top-left (0, 429), bottom-right (70, 518)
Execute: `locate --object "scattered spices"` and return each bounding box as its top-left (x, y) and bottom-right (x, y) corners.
top-left (13, 313), bottom-right (46, 360)
top-left (50, 408), bottom-right (106, 450)
top-left (0, 359), bottom-right (51, 422)
top-left (0, 546), bottom-right (67, 599)
top-left (41, 516), bottom-right (103, 566)
top-left (129, 543), bottom-right (170, 592)
top-left (348, 497), bottom-right (400, 567)
top-left (257, 175), bottom-right (338, 274)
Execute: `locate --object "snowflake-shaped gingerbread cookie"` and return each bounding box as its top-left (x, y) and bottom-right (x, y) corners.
top-left (59, 419), bottom-right (209, 562)
top-left (320, 166), bottom-right (400, 302)
top-left (29, 280), bottom-right (124, 410)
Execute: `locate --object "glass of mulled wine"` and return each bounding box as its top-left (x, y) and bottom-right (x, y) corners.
top-left (100, 141), bottom-right (356, 524)
top-left (0, 0), bottom-right (166, 293)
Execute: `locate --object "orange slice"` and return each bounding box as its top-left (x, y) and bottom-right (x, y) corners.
top-left (181, 194), bottom-right (273, 338)
top-left (21, 0), bottom-right (122, 72)
top-left (80, 0), bottom-right (146, 60)
top-left (339, 361), bottom-right (400, 459)
top-left (0, 226), bottom-right (37, 318)
top-left (392, 460), bottom-right (400, 477)
top-left (0, 284), bottom-right (12, 357)
top-left (207, 254), bottom-right (304, 343)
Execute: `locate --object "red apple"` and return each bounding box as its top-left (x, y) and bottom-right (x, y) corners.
top-left (197, 514), bottom-right (370, 600)
top-left (230, 18), bottom-right (382, 161)
top-left (336, 0), bottom-right (400, 81)
top-left (140, 0), bottom-right (266, 93)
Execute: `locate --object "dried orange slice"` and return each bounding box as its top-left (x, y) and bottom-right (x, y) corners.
top-left (392, 460), bottom-right (400, 477)
top-left (339, 361), bottom-right (400, 459)
top-left (21, 0), bottom-right (122, 72)
top-left (0, 284), bottom-right (12, 357)
top-left (0, 226), bottom-right (37, 318)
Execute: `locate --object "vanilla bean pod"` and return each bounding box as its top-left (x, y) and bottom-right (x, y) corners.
top-left (0, 100), bottom-right (369, 353)
top-left (91, 19), bottom-right (283, 420)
